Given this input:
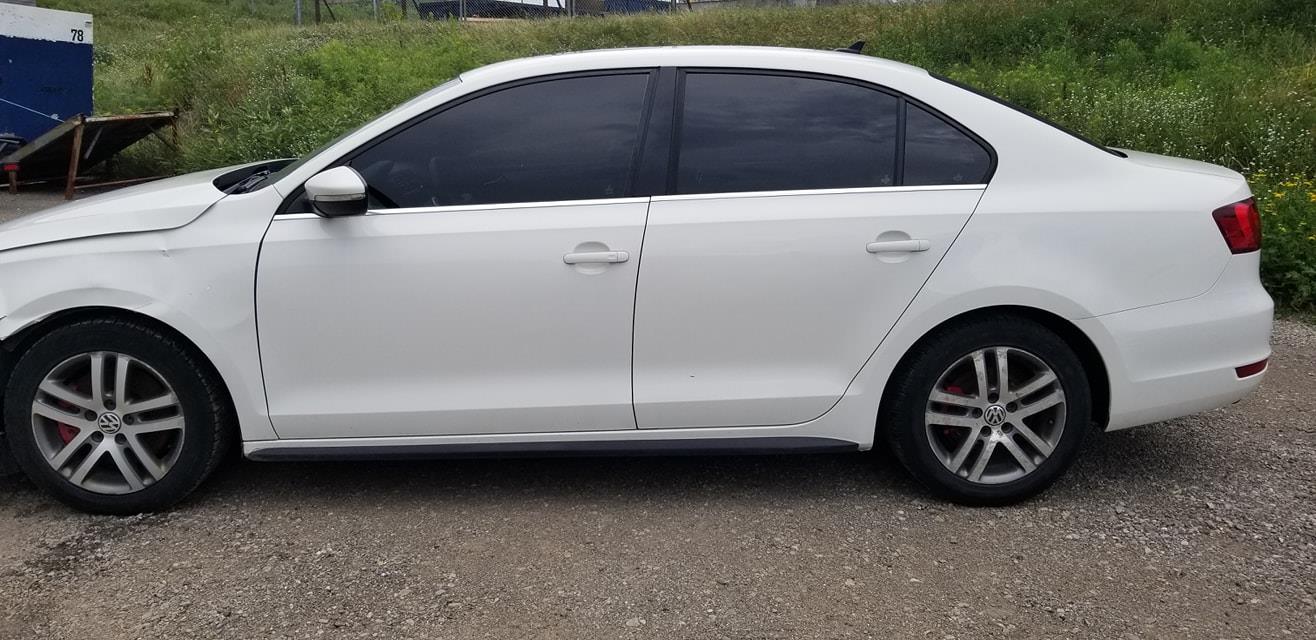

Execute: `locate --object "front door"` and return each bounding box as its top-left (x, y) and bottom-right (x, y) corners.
top-left (256, 71), bottom-right (656, 438)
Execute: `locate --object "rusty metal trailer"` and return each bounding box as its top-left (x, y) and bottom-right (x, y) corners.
top-left (2, 111), bottom-right (178, 200)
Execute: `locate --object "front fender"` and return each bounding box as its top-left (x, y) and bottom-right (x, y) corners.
top-left (0, 187), bottom-right (282, 442)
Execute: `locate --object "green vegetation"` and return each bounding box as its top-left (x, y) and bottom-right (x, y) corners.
top-left (45, 0), bottom-right (1316, 310)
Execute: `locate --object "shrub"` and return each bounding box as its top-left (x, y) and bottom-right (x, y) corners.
top-left (1255, 175), bottom-right (1316, 311)
top-left (40, 0), bottom-right (1316, 309)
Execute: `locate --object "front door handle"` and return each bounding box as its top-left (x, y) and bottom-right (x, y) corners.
top-left (563, 250), bottom-right (630, 265)
top-left (866, 239), bottom-right (931, 254)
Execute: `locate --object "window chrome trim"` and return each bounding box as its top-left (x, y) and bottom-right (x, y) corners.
top-left (650, 183), bottom-right (986, 203)
top-left (272, 186), bottom-right (984, 220)
top-left (272, 196), bottom-right (651, 221)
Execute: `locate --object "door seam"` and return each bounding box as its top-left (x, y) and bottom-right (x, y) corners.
top-left (629, 197), bottom-right (653, 430)
top-left (817, 186), bottom-right (991, 422)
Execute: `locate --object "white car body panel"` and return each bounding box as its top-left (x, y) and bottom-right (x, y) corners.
top-left (0, 164), bottom-right (246, 252)
top-left (0, 186), bottom-right (287, 441)
top-left (633, 185), bottom-right (983, 429)
top-left (257, 199), bottom-right (648, 438)
top-left (0, 46), bottom-right (1272, 463)
top-left (1079, 252), bottom-right (1273, 429)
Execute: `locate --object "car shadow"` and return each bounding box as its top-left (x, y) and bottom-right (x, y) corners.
top-left (0, 416), bottom-right (1222, 515)
top-left (188, 417), bottom-right (1220, 512)
top-left (1072, 418), bottom-right (1227, 486)
top-left (197, 450), bottom-right (924, 509)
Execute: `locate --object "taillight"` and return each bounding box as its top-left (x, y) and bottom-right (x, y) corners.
top-left (1212, 198), bottom-right (1261, 254)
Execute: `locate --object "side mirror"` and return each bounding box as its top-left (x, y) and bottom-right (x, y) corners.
top-left (304, 166), bottom-right (368, 218)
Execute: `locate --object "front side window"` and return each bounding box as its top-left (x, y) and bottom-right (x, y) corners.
top-left (675, 73), bottom-right (900, 195)
top-left (350, 73), bottom-right (651, 208)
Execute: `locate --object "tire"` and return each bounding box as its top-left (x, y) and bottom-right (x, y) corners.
top-left (4, 318), bottom-right (232, 514)
top-left (883, 314), bottom-right (1091, 506)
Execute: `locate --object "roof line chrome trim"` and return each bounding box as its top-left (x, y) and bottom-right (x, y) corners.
top-left (273, 196), bottom-right (651, 220)
top-left (651, 184), bottom-right (986, 202)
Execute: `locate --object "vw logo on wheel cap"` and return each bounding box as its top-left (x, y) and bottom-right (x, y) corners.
top-left (983, 404), bottom-right (1007, 427)
top-left (97, 412), bottom-right (122, 434)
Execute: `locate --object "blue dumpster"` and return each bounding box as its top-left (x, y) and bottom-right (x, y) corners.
top-left (0, 4), bottom-right (94, 145)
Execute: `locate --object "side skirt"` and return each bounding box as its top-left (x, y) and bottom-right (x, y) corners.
top-left (245, 436), bottom-right (859, 462)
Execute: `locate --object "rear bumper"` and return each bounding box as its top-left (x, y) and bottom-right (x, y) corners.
top-left (1081, 252), bottom-right (1273, 431)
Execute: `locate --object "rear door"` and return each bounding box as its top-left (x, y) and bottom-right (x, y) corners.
top-left (632, 71), bottom-right (992, 429)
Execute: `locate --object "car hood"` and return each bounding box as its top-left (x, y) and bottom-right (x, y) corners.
top-left (0, 163), bottom-right (256, 253)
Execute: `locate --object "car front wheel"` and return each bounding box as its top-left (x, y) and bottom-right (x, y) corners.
top-left (4, 319), bottom-right (232, 514)
top-left (884, 314), bottom-right (1092, 506)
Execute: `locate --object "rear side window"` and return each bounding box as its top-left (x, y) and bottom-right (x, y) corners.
top-left (903, 103), bottom-right (992, 186)
top-left (675, 73), bottom-right (899, 195)
top-left (350, 73), bottom-right (651, 208)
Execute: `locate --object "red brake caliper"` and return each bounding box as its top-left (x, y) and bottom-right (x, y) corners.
top-left (943, 385), bottom-right (966, 440)
top-left (56, 421), bottom-right (79, 445)
top-left (54, 381), bottom-right (85, 444)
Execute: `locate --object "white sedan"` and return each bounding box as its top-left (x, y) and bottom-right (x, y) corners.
top-left (0, 46), bottom-right (1272, 513)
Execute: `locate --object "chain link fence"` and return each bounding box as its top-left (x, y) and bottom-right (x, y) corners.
top-left (295, 0), bottom-right (684, 22)
top-left (418, 0), bottom-right (680, 19)
top-left (294, 0), bottom-right (898, 23)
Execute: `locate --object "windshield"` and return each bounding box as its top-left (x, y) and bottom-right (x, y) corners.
top-left (265, 78), bottom-right (463, 188)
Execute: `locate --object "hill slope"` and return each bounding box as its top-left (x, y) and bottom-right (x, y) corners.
top-left (40, 0), bottom-right (1316, 309)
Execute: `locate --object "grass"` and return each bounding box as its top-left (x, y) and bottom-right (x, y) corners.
top-left (42, 0), bottom-right (1316, 310)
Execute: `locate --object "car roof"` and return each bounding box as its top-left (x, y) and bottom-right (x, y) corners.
top-left (458, 46), bottom-right (930, 86)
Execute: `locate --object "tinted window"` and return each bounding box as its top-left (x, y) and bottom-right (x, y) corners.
top-left (903, 103), bottom-right (992, 186)
top-left (676, 73), bottom-right (898, 195)
top-left (351, 73), bottom-right (650, 208)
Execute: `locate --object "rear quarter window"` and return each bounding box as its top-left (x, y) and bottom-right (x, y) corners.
top-left (903, 103), bottom-right (992, 186)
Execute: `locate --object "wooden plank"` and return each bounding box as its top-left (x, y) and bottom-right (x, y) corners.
top-left (73, 176), bottom-right (165, 190)
top-left (64, 118), bottom-right (84, 200)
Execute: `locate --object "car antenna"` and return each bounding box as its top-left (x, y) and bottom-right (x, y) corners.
top-left (834, 40), bottom-right (866, 54)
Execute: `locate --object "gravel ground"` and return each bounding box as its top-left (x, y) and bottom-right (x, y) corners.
top-left (0, 189), bottom-right (95, 223)
top-left (0, 189), bottom-right (1313, 639)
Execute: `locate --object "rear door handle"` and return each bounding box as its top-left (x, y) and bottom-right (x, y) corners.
top-left (866, 239), bottom-right (931, 254)
top-left (563, 250), bottom-right (630, 265)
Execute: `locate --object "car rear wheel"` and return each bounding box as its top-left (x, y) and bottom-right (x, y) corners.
top-left (884, 314), bottom-right (1092, 505)
top-left (4, 319), bottom-right (232, 514)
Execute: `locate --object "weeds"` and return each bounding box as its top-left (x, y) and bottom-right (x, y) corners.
top-left (42, 0), bottom-right (1316, 309)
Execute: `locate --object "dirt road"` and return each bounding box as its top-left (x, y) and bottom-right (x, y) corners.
top-left (0, 188), bottom-right (1313, 639)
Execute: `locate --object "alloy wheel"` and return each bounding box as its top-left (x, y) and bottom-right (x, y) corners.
top-left (29, 351), bottom-right (185, 495)
top-left (924, 347), bottom-right (1066, 485)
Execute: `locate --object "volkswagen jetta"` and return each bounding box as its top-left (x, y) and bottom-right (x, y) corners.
top-left (0, 46), bottom-right (1272, 513)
